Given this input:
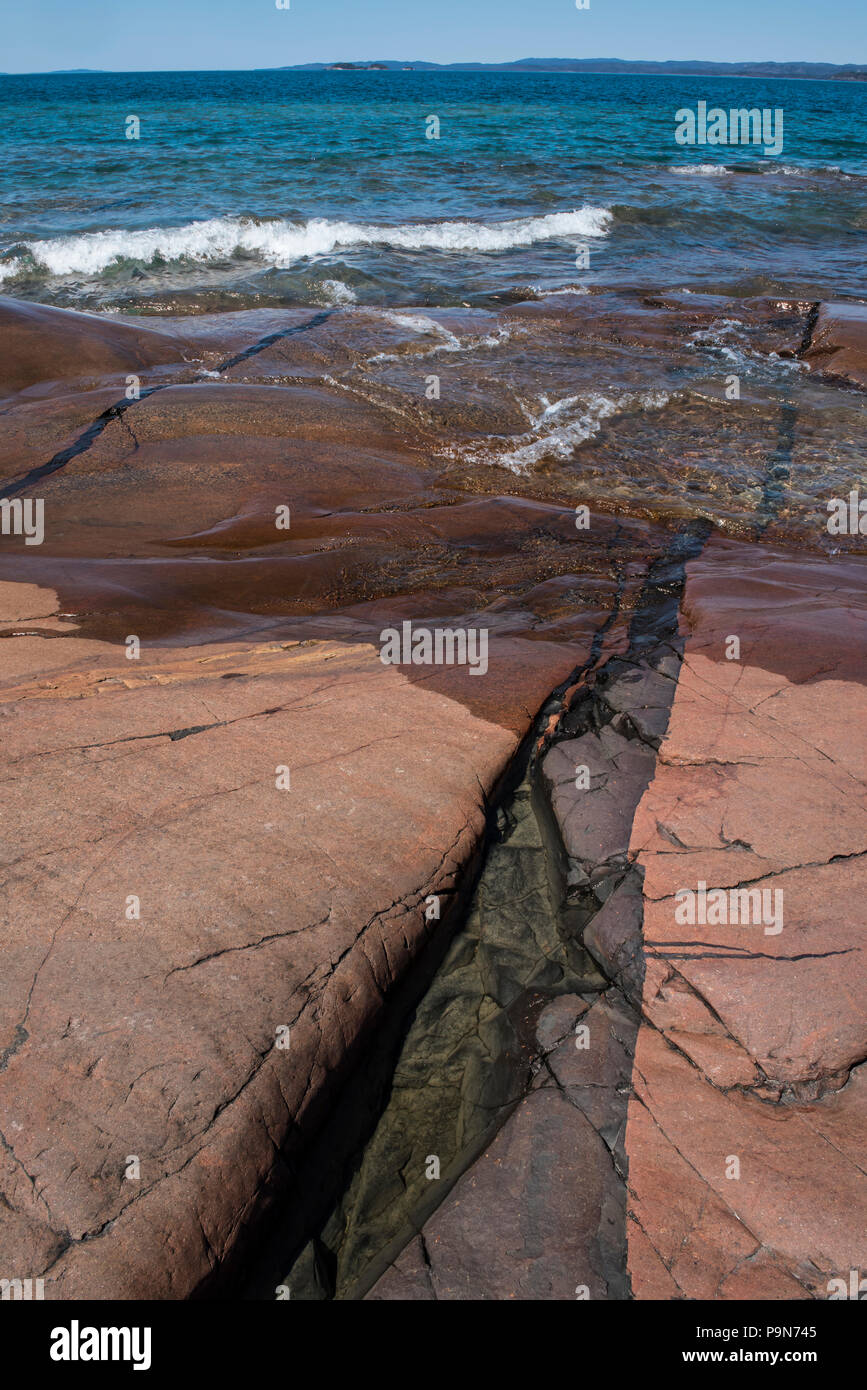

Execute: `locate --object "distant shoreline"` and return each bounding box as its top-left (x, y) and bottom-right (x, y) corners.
top-left (4, 59), bottom-right (866, 80)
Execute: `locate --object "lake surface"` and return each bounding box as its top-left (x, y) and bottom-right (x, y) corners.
top-left (1, 70), bottom-right (865, 312)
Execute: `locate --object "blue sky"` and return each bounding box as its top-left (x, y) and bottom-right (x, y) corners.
top-left (3, 0), bottom-right (864, 73)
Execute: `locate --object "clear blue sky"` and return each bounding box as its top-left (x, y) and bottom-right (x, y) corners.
top-left (3, 0), bottom-right (864, 73)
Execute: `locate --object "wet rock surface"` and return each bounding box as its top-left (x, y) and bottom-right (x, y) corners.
top-left (0, 296), bottom-right (190, 399)
top-left (0, 299), bottom-right (664, 1299)
top-left (803, 301), bottom-right (867, 391)
top-left (1, 294), bottom-right (864, 1301)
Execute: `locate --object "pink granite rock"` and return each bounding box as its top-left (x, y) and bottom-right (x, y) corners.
top-left (627, 536), bottom-right (867, 1298)
top-left (0, 583), bottom-right (595, 1299)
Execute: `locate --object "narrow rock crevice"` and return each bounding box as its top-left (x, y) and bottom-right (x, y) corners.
top-left (244, 519), bottom-right (710, 1302)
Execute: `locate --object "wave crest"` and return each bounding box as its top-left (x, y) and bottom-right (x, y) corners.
top-left (0, 208), bottom-right (612, 283)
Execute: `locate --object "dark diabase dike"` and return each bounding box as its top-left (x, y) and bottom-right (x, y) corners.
top-left (278, 523), bottom-right (710, 1300)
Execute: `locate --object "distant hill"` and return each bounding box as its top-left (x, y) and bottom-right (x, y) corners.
top-left (281, 58), bottom-right (867, 79)
top-left (6, 59), bottom-right (865, 80)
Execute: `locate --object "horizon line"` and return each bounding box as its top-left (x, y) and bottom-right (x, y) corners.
top-left (3, 56), bottom-right (867, 77)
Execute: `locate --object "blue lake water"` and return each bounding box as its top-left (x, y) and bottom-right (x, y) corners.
top-left (1, 70), bottom-right (865, 311)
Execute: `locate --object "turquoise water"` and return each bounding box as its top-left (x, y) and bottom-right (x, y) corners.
top-left (1, 70), bottom-right (865, 310)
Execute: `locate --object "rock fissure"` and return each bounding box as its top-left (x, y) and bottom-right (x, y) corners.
top-left (264, 521), bottom-right (711, 1301)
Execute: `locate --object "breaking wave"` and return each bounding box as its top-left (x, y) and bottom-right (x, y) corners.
top-left (0, 208), bottom-right (612, 283)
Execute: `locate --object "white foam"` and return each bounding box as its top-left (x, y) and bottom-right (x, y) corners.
top-left (771, 163), bottom-right (853, 181)
top-left (668, 164), bottom-right (730, 176)
top-left (688, 319), bottom-right (751, 365)
top-left (689, 319), bottom-right (744, 344)
top-left (466, 390), bottom-right (671, 476)
top-left (365, 310), bottom-right (462, 362)
top-left (0, 257), bottom-right (23, 284)
top-left (316, 278), bottom-right (357, 305)
top-left (688, 319), bottom-right (806, 375)
top-left (364, 311), bottom-right (523, 364)
top-left (1, 208), bottom-right (612, 281)
top-left (374, 310), bottom-right (462, 346)
top-left (369, 324), bottom-right (518, 365)
top-left (533, 284), bottom-right (591, 297)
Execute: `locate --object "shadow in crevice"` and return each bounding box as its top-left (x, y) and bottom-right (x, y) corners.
top-left (264, 520), bottom-right (712, 1302)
